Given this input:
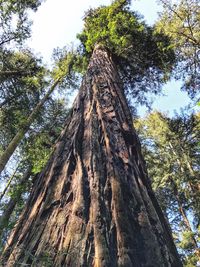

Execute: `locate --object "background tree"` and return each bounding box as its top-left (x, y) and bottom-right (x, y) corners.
top-left (156, 0), bottom-right (200, 98)
top-left (0, 50), bottom-right (47, 151)
top-left (135, 111), bottom-right (200, 266)
top-left (0, 0), bottom-right (42, 46)
top-left (0, 47), bottom-right (80, 176)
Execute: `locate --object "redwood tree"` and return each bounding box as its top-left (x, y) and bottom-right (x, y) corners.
top-left (1, 1), bottom-right (182, 266)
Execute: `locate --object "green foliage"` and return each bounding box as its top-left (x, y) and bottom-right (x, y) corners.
top-left (0, 49), bottom-right (46, 99)
top-left (0, 0), bottom-right (42, 46)
top-left (179, 231), bottom-right (196, 250)
top-left (156, 0), bottom-right (200, 97)
top-left (77, 0), bottom-right (175, 106)
top-left (0, 45), bottom-right (78, 159)
top-left (0, 50), bottom-right (47, 151)
top-left (24, 133), bottom-right (52, 174)
top-left (184, 255), bottom-right (199, 267)
top-left (135, 110), bottom-right (200, 264)
top-left (21, 100), bottom-right (70, 174)
top-left (8, 174), bottom-right (30, 203)
top-left (51, 47), bottom-right (87, 89)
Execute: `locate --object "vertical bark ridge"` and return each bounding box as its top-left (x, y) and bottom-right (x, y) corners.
top-left (1, 45), bottom-right (182, 267)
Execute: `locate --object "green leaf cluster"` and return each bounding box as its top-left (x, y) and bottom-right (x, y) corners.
top-left (51, 47), bottom-right (87, 90)
top-left (77, 0), bottom-right (175, 107)
top-left (0, 0), bottom-right (43, 46)
top-left (155, 0), bottom-right (200, 97)
top-left (0, 50), bottom-right (47, 150)
top-left (21, 100), bottom-right (70, 174)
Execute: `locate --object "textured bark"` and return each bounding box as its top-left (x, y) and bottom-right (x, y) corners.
top-left (1, 45), bottom-right (182, 267)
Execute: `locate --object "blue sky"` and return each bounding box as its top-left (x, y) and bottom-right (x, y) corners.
top-left (28, 0), bottom-right (192, 117)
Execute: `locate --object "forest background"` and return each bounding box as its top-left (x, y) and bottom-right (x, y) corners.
top-left (0, 0), bottom-right (199, 266)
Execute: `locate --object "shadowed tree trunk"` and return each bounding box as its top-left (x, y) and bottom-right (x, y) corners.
top-left (1, 45), bottom-right (182, 267)
top-left (0, 166), bottom-right (32, 241)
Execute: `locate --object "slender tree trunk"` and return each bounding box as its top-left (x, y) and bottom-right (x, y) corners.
top-left (0, 164), bottom-right (19, 202)
top-left (169, 142), bottom-right (200, 220)
top-left (169, 177), bottom-right (200, 259)
top-left (0, 79), bottom-right (60, 177)
top-left (0, 166), bottom-right (32, 240)
top-left (1, 45), bottom-right (182, 267)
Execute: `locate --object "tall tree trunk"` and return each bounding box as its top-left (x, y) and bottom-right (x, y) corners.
top-left (0, 79), bottom-right (60, 177)
top-left (1, 45), bottom-right (182, 267)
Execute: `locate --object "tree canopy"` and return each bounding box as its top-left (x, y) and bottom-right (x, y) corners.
top-left (77, 0), bottom-right (175, 106)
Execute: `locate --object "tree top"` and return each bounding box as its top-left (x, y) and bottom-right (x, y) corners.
top-left (76, 0), bottom-right (175, 106)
